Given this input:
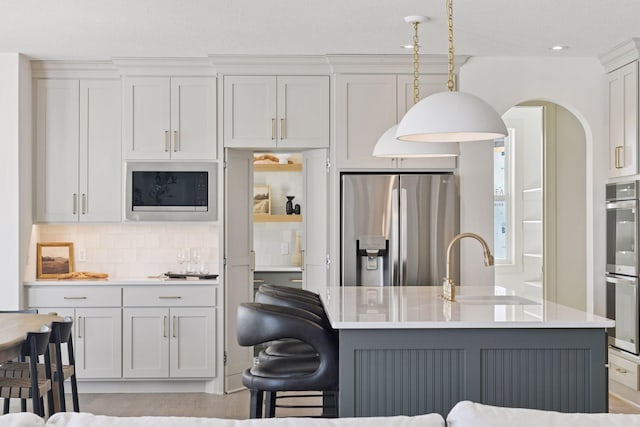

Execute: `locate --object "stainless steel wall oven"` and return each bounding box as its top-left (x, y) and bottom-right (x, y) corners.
top-left (606, 180), bottom-right (640, 354)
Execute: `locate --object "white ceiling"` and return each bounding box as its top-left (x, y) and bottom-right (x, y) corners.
top-left (2, 0), bottom-right (639, 60)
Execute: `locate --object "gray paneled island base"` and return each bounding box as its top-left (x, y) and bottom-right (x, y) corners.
top-left (324, 286), bottom-right (614, 417)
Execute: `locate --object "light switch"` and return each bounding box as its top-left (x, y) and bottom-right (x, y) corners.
top-left (78, 248), bottom-right (87, 262)
top-left (280, 243), bottom-right (289, 255)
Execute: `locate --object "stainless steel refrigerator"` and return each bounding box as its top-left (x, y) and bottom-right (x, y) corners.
top-left (341, 173), bottom-right (459, 286)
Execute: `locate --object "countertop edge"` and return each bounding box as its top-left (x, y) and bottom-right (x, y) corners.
top-left (23, 279), bottom-right (219, 286)
top-left (332, 320), bottom-right (615, 329)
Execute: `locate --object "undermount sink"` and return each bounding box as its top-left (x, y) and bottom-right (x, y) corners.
top-left (455, 295), bottom-right (539, 305)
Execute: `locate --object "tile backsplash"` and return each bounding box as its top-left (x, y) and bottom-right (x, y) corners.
top-left (26, 223), bottom-right (219, 280)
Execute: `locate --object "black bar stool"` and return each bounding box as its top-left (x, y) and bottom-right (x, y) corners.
top-left (237, 302), bottom-right (338, 418)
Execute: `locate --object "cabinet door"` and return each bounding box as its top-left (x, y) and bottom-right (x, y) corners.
top-left (224, 149), bottom-right (255, 391)
top-left (123, 307), bottom-right (169, 378)
top-left (396, 74), bottom-right (457, 170)
top-left (123, 77), bottom-right (171, 159)
top-left (608, 61), bottom-right (638, 177)
top-left (75, 308), bottom-right (122, 378)
top-left (277, 76), bottom-right (329, 148)
top-left (35, 79), bottom-right (80, 222)
top-left (223, 75), bottom-right (276, 148)
top-left (335, 74), bottom-right (397, 169)
top-left (303, 149), bottom-right (329, 295)
top-left (170, 77), bottom-right (217, 160)
top-left (79, 80), bottom-right (122, 222)
top-left (169, 307), bottom-right (216, 378)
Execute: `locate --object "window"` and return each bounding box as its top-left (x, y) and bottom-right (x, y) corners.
top-left (494, 129), bottom-right (514, 264)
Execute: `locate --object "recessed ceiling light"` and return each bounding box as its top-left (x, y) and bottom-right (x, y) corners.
top-left (550, 45), bottom-right (568, 51)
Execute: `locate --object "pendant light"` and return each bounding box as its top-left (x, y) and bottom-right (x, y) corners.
top-left (373, 16), bottom-right (460, 158)
top-left (395, 0), bottom-right (507, 143)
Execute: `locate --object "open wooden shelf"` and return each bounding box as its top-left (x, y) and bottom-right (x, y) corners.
top-left (254, 163), bottom-right (302, 172)
top-left (254, 214), bottom-right (303, 223)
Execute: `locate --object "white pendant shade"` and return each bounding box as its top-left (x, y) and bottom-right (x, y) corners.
top-left (373, 125), bottom-right (460, 158)
top-left (396, 91), bottom-right (508, 142)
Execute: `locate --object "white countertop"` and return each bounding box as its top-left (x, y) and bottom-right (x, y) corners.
top-left (24, 277), bottom-right (219, 286)
top-left (324, 286), bottom-right (614, 329)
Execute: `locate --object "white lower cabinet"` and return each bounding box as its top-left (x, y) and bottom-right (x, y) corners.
top-left (25, 286), bottom-right (122, 379)
top-left (75, 308), bottom-right (122, 378)
top-left (26, 284), bottom-right (217, 381)
top-left (122, 286), bottom-right (216, 379)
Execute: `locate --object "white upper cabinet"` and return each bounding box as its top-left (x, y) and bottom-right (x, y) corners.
top-left (335, 74), bottom-right (398, 169)
top-left (223, 75), bottom-right (329, 149)
top-left (608, 61), bottom-right (638, 178)
top-left (36, 79), bottom-right (122, 223)
top-left (123, 76), bottom-right (217, 160)
top-left (335, 73), bottom-right (456, 170)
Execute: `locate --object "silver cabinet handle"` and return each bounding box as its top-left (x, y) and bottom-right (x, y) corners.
top-left (290, 279), bottom-right (303, 283)
top-left (164, 130), bottom-right (169, 152)
top-left (250, 250), bottom-right (255, 272)
top-left (163, 315), bottom-right (167, 338)
top-left (253, 279), bottom-right (265, 283)
top-left (64, 296), bottom-right (87, 300)
top-left (158, 296), bottom-right (182, 299)
top-left (616, 367), bottom-right (629, 374)
top-left (81, 193), bottom-right (87, 215)
top-left (173, 130), bottom-right (178, 152)
top-left (271, 119), bottom-right (276, 140)
top-left (280, 118), bottom-right (286, 140)
top-left (72, 193), bottom-right (77, 215)
top-left (300, 250), bottom-right (305, 271)
top-left (78, 316), bottom-right (83, 338)
top-left (172, 316), bottom-right (177, 338)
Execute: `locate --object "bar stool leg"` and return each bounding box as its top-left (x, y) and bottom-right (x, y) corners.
top-left (265, 391), bottom-right (277, 418)
top-left (249, 389), bottom-right (263, 419)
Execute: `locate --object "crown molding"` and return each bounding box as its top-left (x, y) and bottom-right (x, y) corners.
top-left (30, 54), bottom-right (473, 78)
top-left (326, 54), bottom-right (468, 74)
top-left (111, 57), bottom-right (216, 76)
top-left (209, 55), bottom-right (331, 75)
top-left (599, 38), bottom-right (640, 73)
top-left (30, 60), bottom-right (119, 79)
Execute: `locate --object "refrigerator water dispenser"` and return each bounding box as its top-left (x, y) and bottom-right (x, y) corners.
top-left (357, 235), bottom-right (388, 286)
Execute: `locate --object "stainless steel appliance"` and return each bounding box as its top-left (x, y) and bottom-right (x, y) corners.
top-left (125, 162), bottom-right (217, 221)
top-left (341, 173), bottom-right (459, 286)
top-left (606, 180), bottom-right (640, 354)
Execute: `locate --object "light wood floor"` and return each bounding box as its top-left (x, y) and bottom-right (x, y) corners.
top-left (6, 392), bottom-right (640, 417)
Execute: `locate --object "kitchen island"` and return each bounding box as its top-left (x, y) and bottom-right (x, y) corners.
top-left (324, 286), bottom-right (614, 417)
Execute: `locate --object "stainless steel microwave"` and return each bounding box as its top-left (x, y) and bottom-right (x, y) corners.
top-left (125, 162), bottom-right (217, 221)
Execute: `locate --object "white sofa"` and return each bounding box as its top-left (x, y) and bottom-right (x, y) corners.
top-left (3, 401), bottom-right (640, 427)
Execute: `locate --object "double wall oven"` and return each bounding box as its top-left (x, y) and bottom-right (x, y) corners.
top-left (606, 181), bottom-right (640, 354)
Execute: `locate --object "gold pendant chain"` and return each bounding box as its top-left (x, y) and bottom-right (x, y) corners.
top-left (447, 0), bottom-right (455, 92)
top-left (413, 22), bottom-right (420, 105)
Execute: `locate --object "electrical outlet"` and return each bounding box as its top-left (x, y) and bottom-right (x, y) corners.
top-left (280, 243), bottom-right (289, 255)
top-left (78, 248), bottom-right (87, 262)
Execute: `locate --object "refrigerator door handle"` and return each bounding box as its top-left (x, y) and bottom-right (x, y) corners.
top-left (391, 188), bottom-right (399, 286)
top-left (400, 187), bottom-right (408, 286)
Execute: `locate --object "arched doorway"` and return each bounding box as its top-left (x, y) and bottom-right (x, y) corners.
top-left (495, 101), bottom-right (587, 311)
